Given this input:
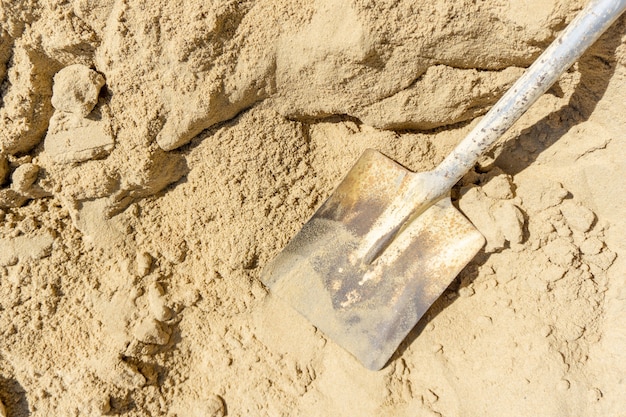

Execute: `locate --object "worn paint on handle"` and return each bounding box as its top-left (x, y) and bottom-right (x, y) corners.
top-left (431, 0), bottom-right (626, 196)
top-left (357, 0), bottom-right (626, 265)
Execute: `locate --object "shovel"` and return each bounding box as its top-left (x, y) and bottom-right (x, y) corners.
top-left (262, 0), bottom-right (626, 370)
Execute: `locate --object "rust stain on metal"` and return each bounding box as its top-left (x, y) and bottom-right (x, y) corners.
top-left (262, 149), bottom-right (485, 370)
top-left (263, 0), bottom-right (626, 370)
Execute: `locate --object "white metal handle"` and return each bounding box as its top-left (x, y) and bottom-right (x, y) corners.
top-left (359, 0), bottom-right (626, 264)
top-left (431, 0), bottom-right (626, 196)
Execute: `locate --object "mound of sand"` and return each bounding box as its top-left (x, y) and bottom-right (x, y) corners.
top-left (1, 0), bottom-right (625, 415)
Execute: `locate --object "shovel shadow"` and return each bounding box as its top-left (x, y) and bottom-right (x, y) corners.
top-left (0, 376), bottom-right (30, 417)
top-left (388, 250), bottom-right (490, 366)
top-left (493, 16), bottom-right (625, 176)
top-left (388, 17), bottom-right (625, 366)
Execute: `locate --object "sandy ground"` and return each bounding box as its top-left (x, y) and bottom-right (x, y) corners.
top-left (0, 0), bottom-right (625, 416)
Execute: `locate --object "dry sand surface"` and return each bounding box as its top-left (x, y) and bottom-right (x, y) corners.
top-left (1, 0), bottom-right (625, 415)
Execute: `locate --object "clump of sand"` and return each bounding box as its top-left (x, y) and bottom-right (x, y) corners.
top-left (1, 0), bottom-right (625, 416)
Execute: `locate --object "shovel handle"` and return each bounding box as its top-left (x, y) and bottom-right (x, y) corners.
top-left (358, 0), bottom-right (625, 265)
top-left (432, 0), bottom-right (626, 195)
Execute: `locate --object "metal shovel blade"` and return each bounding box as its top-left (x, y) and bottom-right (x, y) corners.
top-left (262, 149), bottom-right (485, 370)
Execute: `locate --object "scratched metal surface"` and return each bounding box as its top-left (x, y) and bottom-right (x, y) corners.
top-left (262, 149), bottom-right (485, 370)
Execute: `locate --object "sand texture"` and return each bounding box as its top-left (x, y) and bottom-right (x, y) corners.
top-left (1, 0), bottom-right (625, 415)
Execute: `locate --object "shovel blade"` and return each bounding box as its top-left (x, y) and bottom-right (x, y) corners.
top-left (262, 149), bottom-right (485, 370)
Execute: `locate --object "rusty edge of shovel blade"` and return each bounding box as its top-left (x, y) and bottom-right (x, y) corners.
top-left (262, 149), bottom-right (485, 370)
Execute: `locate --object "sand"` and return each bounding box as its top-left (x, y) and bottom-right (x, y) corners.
top-left (0, 0), bottom-right (625, 415)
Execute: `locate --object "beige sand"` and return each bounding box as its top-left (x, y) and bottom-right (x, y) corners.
top-left (0, 0), bottom-right (625, 415)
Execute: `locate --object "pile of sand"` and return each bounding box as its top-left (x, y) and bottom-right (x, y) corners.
top-left (1, 0), bottom-right (625, 415)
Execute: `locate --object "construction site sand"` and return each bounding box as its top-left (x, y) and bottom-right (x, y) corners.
top-left (0, 0), bottom-right (625, 415)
